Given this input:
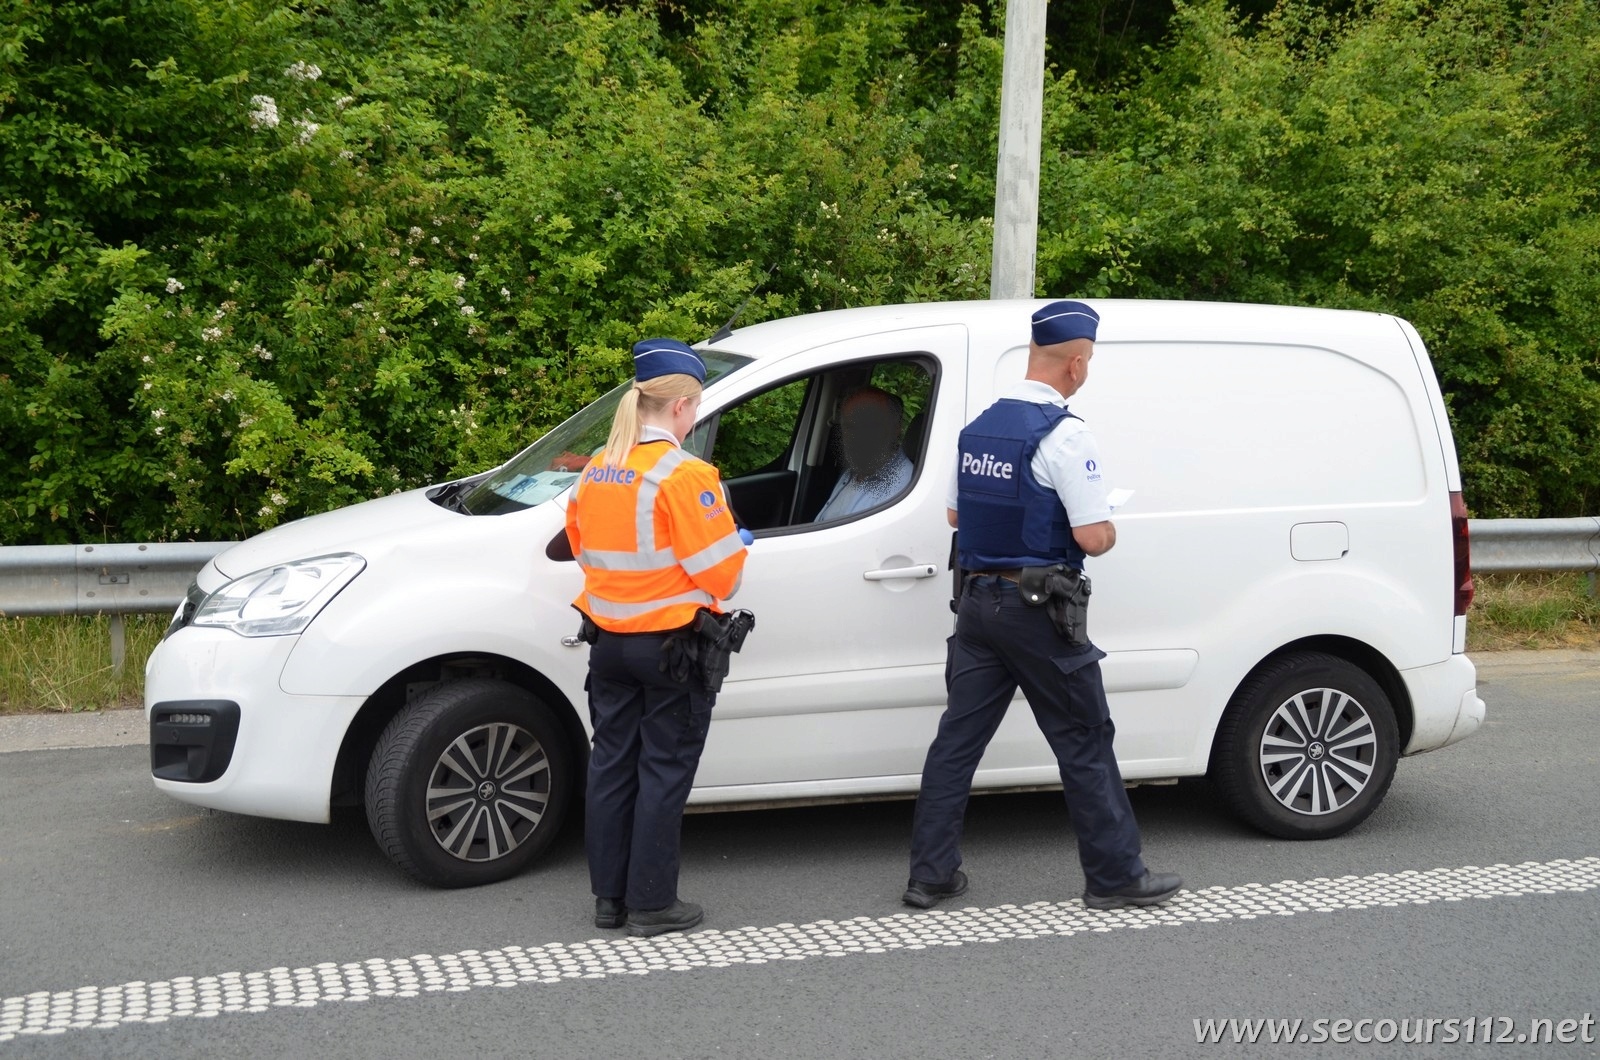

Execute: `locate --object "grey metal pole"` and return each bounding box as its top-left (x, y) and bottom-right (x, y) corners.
top-left (990, 0), bottom-right (1049, 301)
top-left (109, 613), bottom-right (126, 679)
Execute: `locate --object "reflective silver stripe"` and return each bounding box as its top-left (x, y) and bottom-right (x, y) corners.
top-left (635, 448), bottom-right (690, 553)
top-left (678, 530), bottom-right (746, 576)
top-left (585, 589), bottom-right (714, 621)
top-left (578, 547), bottom-right (677, 572)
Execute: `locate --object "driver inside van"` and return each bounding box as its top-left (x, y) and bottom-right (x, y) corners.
top-left (813, 386), bottom-right (914, 522)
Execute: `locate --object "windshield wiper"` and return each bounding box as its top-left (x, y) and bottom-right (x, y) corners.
top-left (430, 479), bottom-right (473, 513)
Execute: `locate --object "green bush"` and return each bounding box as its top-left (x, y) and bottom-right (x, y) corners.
top-left (1, 0), bottom-right (1596, 547)
top-left (1031, 0), bottom-right (1600, 516)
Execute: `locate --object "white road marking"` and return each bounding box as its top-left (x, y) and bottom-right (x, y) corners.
top-left (3, 856), bottom-right (1596, 1043)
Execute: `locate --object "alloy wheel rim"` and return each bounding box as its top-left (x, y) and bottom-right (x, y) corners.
top-left (1258, 687), bottom-right (1378, 816)
top-left (426, 723), bottom-right (551, 861)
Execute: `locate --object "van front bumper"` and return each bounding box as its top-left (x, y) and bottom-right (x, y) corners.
top-left (144, 628), bottom-right (365, 823)
top-left (1400, 652), bottom-right (1486, 755)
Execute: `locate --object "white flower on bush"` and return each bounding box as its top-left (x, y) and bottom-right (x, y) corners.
top-left (248, 95), bottom-right (280, 129)
top-left (154, 426), bottom-right (165, 436)
top-left (453, 274), bottom-right (466, 290)
top-left (335, 95), bottom-right (355, 109)
top-left (284, 61), bottom-right (322, 82)
top-left (339, 150), bottom-right (355, 161)
top-left (202, 326), bottom-right (222, 342)
top-left (251, 344), bottom-right (272, 360)
top-left (460, 305), bottom-right (476, 316)
top-left (258, 506), bottom-right (274, 517)
top-left (165, 277), bottom-right (184, 294)
top-left (408, 226), bottom-right (423, 242)
top-left (141, 354), bottom-right (153, 364)
top-left (220, 389), bottom-right (235, 402)
top-left (151, 408), bottom-right (166, 419)
top-left (294, 119), bottom-right (320, 144)
top-left (271, 492), bottom-right (288, 506)
top-left (142, 382), bottom-right (152, 390)
top-left (500, 287), bottom-right (510, 299)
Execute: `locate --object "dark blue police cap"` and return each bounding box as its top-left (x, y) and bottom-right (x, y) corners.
top-left (631, 338), bottom-right (706, 383)
top-left (1031, 300), bottom-right (1100, 346)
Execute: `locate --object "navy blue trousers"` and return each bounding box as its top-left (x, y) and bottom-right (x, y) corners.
top-left (585, 630), bottom-right (713, 912)
top-left (909, 577), bottom-right (1147, 893)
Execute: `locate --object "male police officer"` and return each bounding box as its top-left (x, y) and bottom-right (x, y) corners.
top-left (903, 300), bottom-right (1183, 911)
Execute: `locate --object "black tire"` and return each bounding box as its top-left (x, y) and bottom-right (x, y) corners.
top-left (364, 678), bottom-right (573, 887)
top-left (1210, 651), bottom-right (1399, 839)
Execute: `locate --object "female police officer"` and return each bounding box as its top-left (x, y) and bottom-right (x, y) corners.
top-left (565, 338), bottom-right (748, 937)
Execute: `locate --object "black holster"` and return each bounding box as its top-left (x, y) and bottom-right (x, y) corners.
top-left (1016, 564), bottom-right (1092, 646)
top-left (573, 609), bottom-right (600, 645)
top-left (660, 608), bottom-right (756, 693)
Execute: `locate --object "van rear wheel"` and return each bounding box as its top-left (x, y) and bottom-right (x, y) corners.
top-left (365, 679), bottom-right (573, 887)
top-left (1210, 652), bottom-right (1398, 839)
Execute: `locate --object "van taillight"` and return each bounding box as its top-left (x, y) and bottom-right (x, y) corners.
top-left (1451, 491), bottom-right (1473, 616)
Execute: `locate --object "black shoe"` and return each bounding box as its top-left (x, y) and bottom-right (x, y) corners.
top-left (902, 869), bottom-right (969, 909)
top-left (1083, 871), bottom-right (1183, 910)
top-left (626, 900), bottom-right (704, 937)
top-left (594, 897), bottom-right (626, 929)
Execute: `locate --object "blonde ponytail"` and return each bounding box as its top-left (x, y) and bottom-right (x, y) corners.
top-left (601, 373), bottom-right (703, 467)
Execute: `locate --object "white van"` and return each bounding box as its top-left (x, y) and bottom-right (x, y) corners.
top-left (145, 299), bottom-right (1484, 887)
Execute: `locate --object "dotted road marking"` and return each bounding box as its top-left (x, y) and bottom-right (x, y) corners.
top-left (2, 857), bottom-right (1597, 1044)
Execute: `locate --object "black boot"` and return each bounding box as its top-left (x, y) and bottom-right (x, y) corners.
top-left (1083, 871), bottom-right (1183, 910)
top-left (626, 899), bottom-right (704, 937)
top-left (902, 869), bottom-right (969, 909)
top-left (594, 897), bottom-right (627, 929)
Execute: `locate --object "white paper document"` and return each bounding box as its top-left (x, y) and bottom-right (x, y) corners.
top-left (1106, 488), bottom-right (1135, 511)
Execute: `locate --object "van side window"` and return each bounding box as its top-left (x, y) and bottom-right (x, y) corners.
top-left (713, 377), bottom-right (811, 479)
top-left (706, 356), bottom-right (935, 534)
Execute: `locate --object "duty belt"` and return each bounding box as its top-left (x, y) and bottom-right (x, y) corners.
top-left (966, 569), bottom-right (1023, 583)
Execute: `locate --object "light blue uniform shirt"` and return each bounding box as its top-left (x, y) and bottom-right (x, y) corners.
top-left (814, 450), bottom-right (914, 522)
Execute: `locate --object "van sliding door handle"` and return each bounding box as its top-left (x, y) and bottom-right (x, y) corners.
top-left (863, 564), bottom-right (939, 581)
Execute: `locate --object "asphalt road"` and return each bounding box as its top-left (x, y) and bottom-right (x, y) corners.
top-left (1, 651), bottom-right (1597, 1058)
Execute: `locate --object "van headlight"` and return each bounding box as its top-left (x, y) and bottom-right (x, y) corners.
top-left (192, 553), bottom-right (366, 637)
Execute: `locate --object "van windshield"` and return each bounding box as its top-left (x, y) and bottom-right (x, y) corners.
top-left (455, 349), bottom-right (752, 516)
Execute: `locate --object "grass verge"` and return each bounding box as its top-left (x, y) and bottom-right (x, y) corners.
top-left (1, 614), bottom-right (167, 714)
top-left (1, 575), bottom-right (1595, 714)
top-left (1467, 571), bottom-right (1600, 652)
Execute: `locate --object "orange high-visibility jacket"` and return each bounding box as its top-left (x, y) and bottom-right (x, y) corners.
top-left (566, 440), bottom-right (748, 634)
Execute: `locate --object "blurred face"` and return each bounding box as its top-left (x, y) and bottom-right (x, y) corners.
top-left (838, 396), bottom-right (902, 476)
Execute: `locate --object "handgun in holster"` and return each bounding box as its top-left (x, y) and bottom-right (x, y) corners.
top-left (689, 608), bottom-right (756, 693)
top-left (1016, 564), bottom-right (1092, 646)
top-left (573, 609), bottom-right (601, 645)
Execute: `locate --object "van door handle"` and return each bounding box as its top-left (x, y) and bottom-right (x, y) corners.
top-left (863, 564), bottom-right (939, 581)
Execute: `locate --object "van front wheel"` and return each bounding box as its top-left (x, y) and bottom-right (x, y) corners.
top-left (365, 679), bottom-right (573, 887)
top-left (1210, 652), bottom-right (1398, 839)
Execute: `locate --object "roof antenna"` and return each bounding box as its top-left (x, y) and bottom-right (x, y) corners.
top-left (706, 263), bottom-right (777, 344)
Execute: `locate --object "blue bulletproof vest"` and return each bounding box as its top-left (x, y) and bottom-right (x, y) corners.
top-left (957, 398), bottom-right (1087, 571)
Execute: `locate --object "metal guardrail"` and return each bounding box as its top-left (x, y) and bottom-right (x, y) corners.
top-left (0, 519), bottom-right (1595, 673)
top-left (0, 542), bottom-right (231, 617)
top-left (1465, 517), bottom-right (1600, 574)
top-left (0, 542), bottom-right (231, 673)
